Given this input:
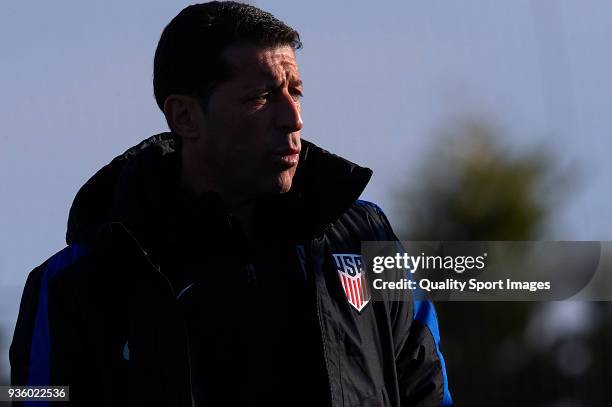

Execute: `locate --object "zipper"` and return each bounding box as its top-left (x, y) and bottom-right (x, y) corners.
top-left (309, 236), bottom-right (335, 407)
top-left (109, 222), bottom-right (193, 406)
top-left (109, 221), bottom-right (177, 298)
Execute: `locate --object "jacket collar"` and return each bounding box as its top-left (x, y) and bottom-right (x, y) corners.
top-left (66, 132), bottom-right (372, 249)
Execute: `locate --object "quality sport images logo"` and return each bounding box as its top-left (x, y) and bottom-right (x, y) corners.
top-left (333, 254), bottom-right (371, 312)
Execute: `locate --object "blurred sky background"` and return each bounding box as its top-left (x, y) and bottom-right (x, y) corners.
top-left (1, 0), bottom-right (611, 384)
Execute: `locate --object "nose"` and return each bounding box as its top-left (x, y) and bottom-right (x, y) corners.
top-left (276, 91), bottom-right (304, 133)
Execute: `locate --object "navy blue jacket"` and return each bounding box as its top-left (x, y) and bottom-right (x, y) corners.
top-left (11, 133), bottom-right (452, 406)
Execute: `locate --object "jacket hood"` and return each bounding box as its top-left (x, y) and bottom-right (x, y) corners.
top-left (66, 132), bottom-right (372, 250)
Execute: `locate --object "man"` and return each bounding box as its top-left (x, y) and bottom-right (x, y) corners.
top-left (11, 2), bottom-right (452, 406)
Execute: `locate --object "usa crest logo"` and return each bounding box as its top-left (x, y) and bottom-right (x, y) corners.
top-left (333, 254), bottom-right (370, 312)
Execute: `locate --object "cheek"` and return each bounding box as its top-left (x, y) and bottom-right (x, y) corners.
top-left (230, 117), bottom-right (269, 153)
top-left (217, 123), bottom-right (265, 163)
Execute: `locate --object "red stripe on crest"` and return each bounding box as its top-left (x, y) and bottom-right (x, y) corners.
top-left (354, 278), bottom-right (359, 308)
top-left (351, 278), bottom-right (358, 308)
top-left (343, 275), bottom-right (351, 302)
top-left (356, 278), bottom-right (362, 308)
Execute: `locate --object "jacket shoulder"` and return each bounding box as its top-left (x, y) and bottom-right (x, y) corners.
top-left (20, 244), bottom-right (94, 296)
top-left (10, 244), bottom-right (92, 385)
top-left (39, 244), bottom-right (92, 278)
top-left (331, 199), bottom-right (397, 242)
top-left (353, 199), bottom-right (386, 218)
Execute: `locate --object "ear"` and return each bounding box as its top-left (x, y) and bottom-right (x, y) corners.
top-left (163, 95), bottom-right (205, 140)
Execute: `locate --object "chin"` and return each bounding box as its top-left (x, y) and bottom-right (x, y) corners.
top-left (275, 180), bottom-right (293, 194)
top-left (274, 171), bottom-right (295, 194)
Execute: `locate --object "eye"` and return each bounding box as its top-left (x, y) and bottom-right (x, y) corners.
top-left (289, 88), bottom-right (303, 101)
top-left (251, 92), bottom-right (271, 102)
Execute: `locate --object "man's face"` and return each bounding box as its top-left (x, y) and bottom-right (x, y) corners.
top-left (194, 44), bottom-right (303, 200)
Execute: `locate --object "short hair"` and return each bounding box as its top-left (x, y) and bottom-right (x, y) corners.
top-left (153, 1), bottom-right (302, 112)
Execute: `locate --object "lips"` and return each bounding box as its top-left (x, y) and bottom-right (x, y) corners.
top-left (271, 147), bottom-right (300, 169)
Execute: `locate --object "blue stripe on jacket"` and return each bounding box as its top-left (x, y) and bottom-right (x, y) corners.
top-left (413, 300), bottom-right (453, 406)
top-left (356, 200), bottom-right (452, 405)
top-left (26, 244), bottom-right (89, 407)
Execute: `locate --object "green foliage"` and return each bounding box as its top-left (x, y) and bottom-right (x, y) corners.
top-left (397, 118), bottom-right (558, 241)
top-left (392, 117), bottom-right (601, 405)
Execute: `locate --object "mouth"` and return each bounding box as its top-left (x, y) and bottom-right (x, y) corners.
top-left (271, 148), bottom-right (300, 169)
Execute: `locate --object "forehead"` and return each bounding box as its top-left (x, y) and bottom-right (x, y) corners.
top-left (221, 44), bottom-right (301, 85)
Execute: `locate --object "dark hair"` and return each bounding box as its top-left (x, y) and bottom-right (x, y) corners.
top-left (153, 1), bottom-right (302, 111)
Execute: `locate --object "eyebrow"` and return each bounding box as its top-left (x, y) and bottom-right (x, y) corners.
top-left (265, 72), bottom-right (302, 87)
top-left (246, 77), bottom-right (303, 92)
top-left (287, 76), bottom-right (303, 87)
